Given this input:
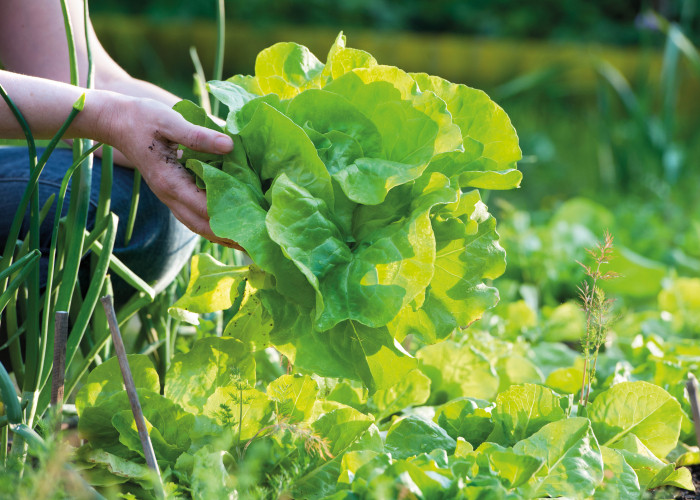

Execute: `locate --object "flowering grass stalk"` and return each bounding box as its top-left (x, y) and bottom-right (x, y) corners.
top-left (578, 230), bottom-right (619, 406)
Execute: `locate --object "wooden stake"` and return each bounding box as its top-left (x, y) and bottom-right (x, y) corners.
top-left (100, 295), bottom-right (161, 478)
top-left (686, 374), bottom-right (700, 448)
top-left (51, 311), bottom-right (69, 431)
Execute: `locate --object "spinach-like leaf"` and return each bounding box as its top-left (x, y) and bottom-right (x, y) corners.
top-left (588, 381), bottom-right (683, 459)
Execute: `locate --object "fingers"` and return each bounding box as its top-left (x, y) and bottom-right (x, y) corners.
top-left (146, 161), bottom-right (242, 249)
top-left (165, 112), bottom-right (233, 154)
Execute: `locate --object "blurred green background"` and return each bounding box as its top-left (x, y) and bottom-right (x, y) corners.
top-left (89, 0), bottom-right (699, 199)
top-left (90, 0), bottom-right (700, 303)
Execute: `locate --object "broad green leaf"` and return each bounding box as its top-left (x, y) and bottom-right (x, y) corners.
top-left (223, 282), bottom-right (273, 351)
top-left (75, 354), bottom-right (159, 416)
top-left (487, 449), bottom-right (545, 489)
top-left (325, 65), bottom-right (462, 164)
top-left (267, 374), bottom-right (319, 423)
top-left (253, 41), bottom-right (325, 98)
top-left (240, 102), bottom-right (335, 208)
top-left (459, 168), bottom-right (523, 190)
top-left (513, 417), bottom-right (604, 500)
top-left (175, 446), bottom-right (236, 500)
top-left (327, 381), bottom-right (366, 411)
top-left (228, 42), bottom-right (324, 99)
top-left (454, 437), bottom-right (474, 458)
top-left (337, 450), bottom-right (381, 487)
top-left (328, 174), bottom-right (454, 338)
top-left (311, 406), bottom-right (374, 457)
top-left (261, 289), bottom-right (356, 381)
top-left (266, 173), bottom-right (351, 299)
top-left (387, 290), bottom-right (458, 344)
top-left (494, 355), bottom-right (544, 393)
top-left (208, 80), bottom-right (258, 116)
top-left (78, 391), bottom-right (174, 461)
top-left (187, 159), bottom-right (315, 307)
top-left (385, 416), bottom-right (457, 460)
top-left (76, 447), bottom-right (154, 487)
top-left (383, 456), bottom-right (453, 498)
top-left (434, 397), bottom-right (494, 448)
top-left (336, 453), bottom-right (392, 495)
top-left (78, 405), bottom-right (135, 459)
top-left (349, 423), bottom-right (384, 454)
top-left (546, 366), bottom-right (585, 395)
top-left (202, 386), bottom-right (275, 441)
top-left (588, 381), bottom-right (682, 459)
top-left (410, 170), bottom-right (461, 214)
top-left (601, 246), bottom-right (666, 299)
top-left (594, 446), bottom-right (641, 500)
top-left (327, 320), bottom-right (417, 393)
top-left (226, 92), bottom-right (285, 134)
top-left (226, 74), bottom-right (262, 96)
top-left (608, 433), bottom-right (683, 490)
top-left (317, 210), bottom-right (435, 330)
top-left (410, 73), bottom-right (521, 172)
top-left (111, 391), bottom-right (194, 466)
top-left (646, 463), bottom-right (694, 491)
top-left (456, 476), bottom-right (519, 499)
top-left (286, 88), bottom-right (383, 159)
top-left (429, 193), bottom-right (506, 327)
top-left (677, 450), bottom-right (700, 467)
top-left (490, 384), bottom-right (567, 446)
top-left (332, 156), bottom-right (427, 205)
top-left (372, 369), bottom-right (431, 421)
top-left (350, 184), bottom-right (413, 244)
top-left (173, 99), bottom-right (225, 132)
top-left (417, 341), bottom-right (499, 404)
top-left (169, 253), bottom-right (247, 323)
top-left (164, 337), bottom-right (255, 415)
top-left (322, 32), bottom-right (377, 81)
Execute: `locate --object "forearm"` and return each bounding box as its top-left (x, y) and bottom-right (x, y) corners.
top-left (0, 69), bottom-right (123, 143)
top-left (97, 72), bottom-right (179, 108)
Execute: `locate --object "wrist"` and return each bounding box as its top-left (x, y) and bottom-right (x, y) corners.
top-left (71, 89), bottom-right (134, 146)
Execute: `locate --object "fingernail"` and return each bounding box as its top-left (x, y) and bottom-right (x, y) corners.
top-left (215, 135), bottom-right (233, 153)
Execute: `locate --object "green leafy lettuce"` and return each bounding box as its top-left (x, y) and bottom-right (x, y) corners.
top-left (173, 33), bottom-right (521, 392)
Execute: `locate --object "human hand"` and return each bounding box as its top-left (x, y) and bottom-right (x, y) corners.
top-left (99, 95), bottom-right (241, 249)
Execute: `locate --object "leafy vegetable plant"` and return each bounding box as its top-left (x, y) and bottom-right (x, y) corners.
top-left (170, 33), bottom-right (522, 391)
top-left (73, 334), bottom-right (696, 498)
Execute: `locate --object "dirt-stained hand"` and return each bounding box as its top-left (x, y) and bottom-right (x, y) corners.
top-left (102, 96), bottom-right (241, 249)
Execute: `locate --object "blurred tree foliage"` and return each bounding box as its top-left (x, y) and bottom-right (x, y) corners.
top-left (89, 0), bottom-right (697, 46)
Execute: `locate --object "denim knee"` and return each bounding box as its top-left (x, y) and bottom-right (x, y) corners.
top-left (0, 146), bottom-right (198, 304)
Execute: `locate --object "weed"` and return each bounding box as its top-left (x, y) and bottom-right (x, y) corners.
top-left (578, 230), bottom-right (620, 406)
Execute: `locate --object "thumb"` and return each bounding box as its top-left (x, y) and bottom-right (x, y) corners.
top-left (167, 113), bottom-right (233, 154)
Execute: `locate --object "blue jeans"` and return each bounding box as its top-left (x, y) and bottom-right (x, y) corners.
top-left (0, 146), bottom-right (198, 305)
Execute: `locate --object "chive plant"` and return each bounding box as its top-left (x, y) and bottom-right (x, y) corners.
top-left (596, 3), bottom-right (700, 193)
top-left (1, 0), bottom-right (235, 467)
top-left (0, 0), bottom-right (158, 466)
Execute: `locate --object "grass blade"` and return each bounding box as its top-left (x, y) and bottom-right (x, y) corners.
top-left (211, 0), bottom-right (225, 117)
